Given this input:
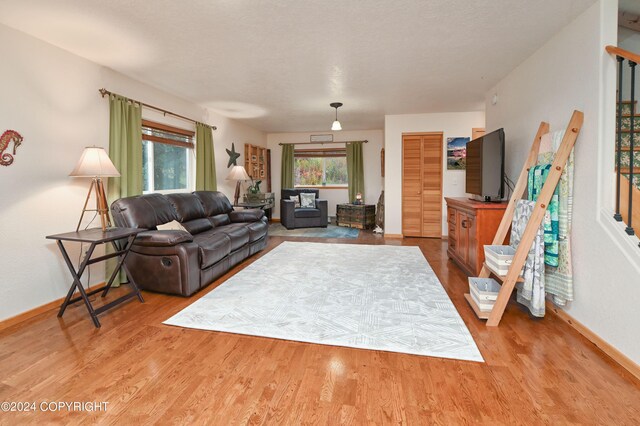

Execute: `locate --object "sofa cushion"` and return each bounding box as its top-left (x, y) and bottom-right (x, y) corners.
top-left (281, 188), bottom-right (319, 200)
top-left (229, 209), bottom-right (265, 223)
top-left (194, 191), bottom-right (233, 217)
top-left (300, 193), bottom-right (316, 208)
top-left (289, 195), bottom-right (300, 207)
top-left (156, 220), bottom-right (187, 231)
top-left (111, 194), bottom-right (178, 229)
top-left (134, 230), bottom-right (193, 247)
top-left (294, 208), bottom-right (321, 218)
top-left (246, 220), bottom-right (268, 242)
top-left (182, 218), bottom-right (213, 235)
top-left (166, 193), bottom-right (206, 222)
top-left (193, 232), bottom-right (231, 269)
top-left (210, 214), bottom-right (231, 227)
top-left (210, 223), bottom-right (250, 251)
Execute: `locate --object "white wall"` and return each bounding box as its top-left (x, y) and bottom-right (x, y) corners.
top-left (0, 24), bottom-right (265, 322)
top-left (485, 0), bottom-right (640, 364)
top-left (267, 130), bottom-right (384, 219)
top-left (384, 111), bottom-right (486, 236)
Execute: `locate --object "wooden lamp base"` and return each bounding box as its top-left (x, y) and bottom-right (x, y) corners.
top-left (76, 178), bottom-right (112, 232)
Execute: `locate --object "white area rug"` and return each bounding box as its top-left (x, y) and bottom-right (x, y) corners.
top-left (164, 242), bottom-right (483, 362)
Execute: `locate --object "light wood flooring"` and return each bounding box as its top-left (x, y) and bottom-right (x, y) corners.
top-left (0, 233), bottom-right (639, 425)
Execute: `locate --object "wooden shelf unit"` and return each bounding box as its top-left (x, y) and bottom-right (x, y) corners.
top-left (464, 294), bottom-right (490, 320)
top-left (464, 110), bottom-right (584, 327)
top-left (244, 144), bottom-right (268, 181)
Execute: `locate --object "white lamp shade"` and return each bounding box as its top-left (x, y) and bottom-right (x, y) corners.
top-left (69, 146), bottom-right (120, 177)
top-left (226, 165), bottom-right (250, 181)
top-left (331, 120), bottom-right (342, 131)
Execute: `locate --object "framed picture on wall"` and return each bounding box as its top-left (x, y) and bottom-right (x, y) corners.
top-left (310, 134), bottom-right (333, 143)
top-left (446, 137), bottom-right (470, 170)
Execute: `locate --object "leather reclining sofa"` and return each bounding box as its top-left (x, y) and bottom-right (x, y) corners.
top-left (111, 191), bottom-right (268, 296)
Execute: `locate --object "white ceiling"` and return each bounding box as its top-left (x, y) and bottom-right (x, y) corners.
top-left (0, 0), bottom-right (597, 133)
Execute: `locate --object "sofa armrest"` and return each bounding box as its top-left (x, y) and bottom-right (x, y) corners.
top-left (280, 199), bottom-right (296, 229)
top-left (229, 209), bottom-right (265, 223)
top-left (316, 199), bottom-right (328, 223)
top-left (133, 230), bottom-right (193, 247)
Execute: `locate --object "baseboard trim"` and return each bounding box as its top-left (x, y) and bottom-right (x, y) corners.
top-left (270, 218), bottom-right (280, 223)
top-left (547, 302), bottom-right (640, 381)
top-left (384, 233), bottom-right (404, 239)
top-left (0, 282), bottom-right (105, 333)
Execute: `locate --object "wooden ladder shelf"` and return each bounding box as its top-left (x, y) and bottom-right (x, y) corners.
top-left (465, 110), bottom-right (584, 327)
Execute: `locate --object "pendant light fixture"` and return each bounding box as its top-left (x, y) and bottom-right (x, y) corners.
top-left (330, 102), bottom-right (343, 131)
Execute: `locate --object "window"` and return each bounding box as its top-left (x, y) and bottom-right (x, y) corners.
top-left (294, 148), bottom-right (348, 187)
top-left (142, 120), bottom-right (195, 193)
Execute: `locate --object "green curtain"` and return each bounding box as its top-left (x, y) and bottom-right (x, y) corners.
top-left (195, 123), bottom-right (217, 190)
top-left (281, 144), bottom-right (294, 189)
top-left (106, 94), bottom-right (142, 285)
top-left (346, 141), bottom-right (365, 203)
top-left (107, 94), bottom-right (143, 203)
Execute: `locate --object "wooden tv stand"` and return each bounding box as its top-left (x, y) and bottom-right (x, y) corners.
top-left (445, 197), bottom-right (508, 276)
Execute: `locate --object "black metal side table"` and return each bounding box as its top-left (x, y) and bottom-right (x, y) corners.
top-left (236, 201), bottom-right (273, 220)
top-left (46, 227), bottom-right (144, 328)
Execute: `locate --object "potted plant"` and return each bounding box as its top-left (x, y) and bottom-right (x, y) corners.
top-left (246, 179), bottom-right (263, 202)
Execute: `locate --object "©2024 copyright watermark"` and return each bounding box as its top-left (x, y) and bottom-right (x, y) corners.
top-left (1, 401), bottom-right (109, 413)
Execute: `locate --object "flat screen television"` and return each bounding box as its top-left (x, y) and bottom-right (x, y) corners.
top-left (465, 128), bottom-right (505, 202)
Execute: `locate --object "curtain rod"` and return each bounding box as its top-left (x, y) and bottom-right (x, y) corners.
top-left (99, 88), bottom-right (217, 130)
top-left (278, 140), bottom-right (368, 146)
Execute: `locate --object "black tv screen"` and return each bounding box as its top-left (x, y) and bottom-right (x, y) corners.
top-left (465, 128), bottom-right (505, 201)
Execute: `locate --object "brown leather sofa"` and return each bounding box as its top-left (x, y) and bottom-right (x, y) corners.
top-left (110, 191), bottom-right (268, 296)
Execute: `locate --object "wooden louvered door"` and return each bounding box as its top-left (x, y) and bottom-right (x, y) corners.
top-left (402, 135), bottom-right (423, 236)
top-left (402, 133), bottom-right (443, 238)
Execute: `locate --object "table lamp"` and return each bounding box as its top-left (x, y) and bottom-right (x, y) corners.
top-left (69, 146), bottom-right (121, 231)
top-left (226, 165), bottom-right (250, 206)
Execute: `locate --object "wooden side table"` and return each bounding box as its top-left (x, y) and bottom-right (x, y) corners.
top-left (46, 227), bottom-right (144, 328)
top-left (336, 203), bottom-right (376, 229)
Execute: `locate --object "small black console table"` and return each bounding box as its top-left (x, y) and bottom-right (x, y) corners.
top-left (46, 227), bottom-right (144, 328)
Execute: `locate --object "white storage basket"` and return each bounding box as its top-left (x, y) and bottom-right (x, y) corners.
top-left (468, 277), bottom-right (501, 312)
top-left (469, 277), bottom-right (501, 302)
top-left (484, 245), bottom-right (523, 276)
top-left (471, 292), bottom-right (495, 312)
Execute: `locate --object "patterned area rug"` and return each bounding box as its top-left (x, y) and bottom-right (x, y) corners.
top-left (164, 242), bottom-right (483, 362)
top-left (267, 223), bottom-right (359, 238)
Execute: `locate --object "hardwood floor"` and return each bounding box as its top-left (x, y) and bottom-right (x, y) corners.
top-left (1, 233), bottom-right (639, 425)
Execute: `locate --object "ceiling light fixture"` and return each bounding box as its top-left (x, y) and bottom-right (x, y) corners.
top-left (330, 102), bottom-right (343, 131)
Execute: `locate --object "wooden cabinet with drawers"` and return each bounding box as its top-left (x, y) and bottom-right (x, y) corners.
top-left (445, 197), bottom-right (508, 276)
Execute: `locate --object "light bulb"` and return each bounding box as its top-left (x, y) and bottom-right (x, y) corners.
top-left (331, 120), bottom-right (342, 131)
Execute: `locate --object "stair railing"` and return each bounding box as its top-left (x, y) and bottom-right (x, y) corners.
top-left (606, 45), bottom-right (640, 247)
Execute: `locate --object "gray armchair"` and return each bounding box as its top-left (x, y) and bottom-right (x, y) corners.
top-left (280, 188), bottom-right (328, 229)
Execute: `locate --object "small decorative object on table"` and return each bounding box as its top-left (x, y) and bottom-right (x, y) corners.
top-left (246, 179), bottom-right (263, 202)
top-left (353, 192), bottom-right (363, 205)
